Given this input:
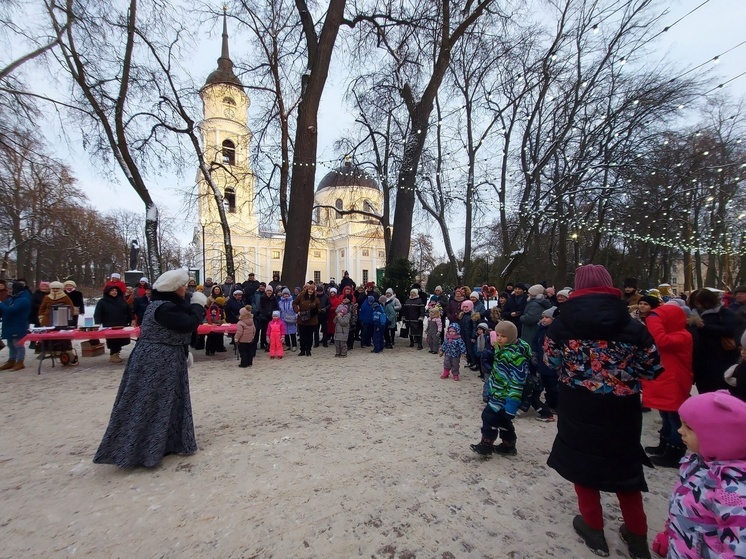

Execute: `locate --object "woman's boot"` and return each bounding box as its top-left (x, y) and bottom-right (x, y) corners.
top-left (0, 359), bottom-right (16, 371)
top-left (644, 434), bottom-right (666, 456)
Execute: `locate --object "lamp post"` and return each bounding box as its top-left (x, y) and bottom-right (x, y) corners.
top-left (200, 219), bottom-right (206, 285)
top-left (571, 233), bottom-right (579, 268)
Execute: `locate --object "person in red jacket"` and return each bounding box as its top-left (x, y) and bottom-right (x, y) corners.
top-left (641, 302), bottom-right (693, 468)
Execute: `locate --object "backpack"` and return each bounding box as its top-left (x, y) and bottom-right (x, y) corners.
top-left (207, 303), bottom-right (222, 325)
top-left (373, 310), bottom-right (387, 327)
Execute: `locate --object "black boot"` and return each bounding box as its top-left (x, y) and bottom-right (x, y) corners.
top-left (619, 524), bottom-right (651, 559)
top-left (409, 337), bottom-right (414, 348)
top-left (470, 438), bottom-right (494, 456)
top-left (416, 336), bottom-right (423, 350)
top-left (650, 444), bottom-right (686, 468)
top-left (573, 515), bottom-right (609, 557)
top-left (644, 434), bottom-right (666, 456)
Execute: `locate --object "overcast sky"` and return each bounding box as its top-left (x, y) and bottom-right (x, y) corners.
top-left (47, 0), bottom-right (746, 247)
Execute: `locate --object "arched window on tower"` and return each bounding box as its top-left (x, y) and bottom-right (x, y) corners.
top-left (363, 199), bottom-right (377, 215)
top-left (314, 206), bottom-right (321, 224)
top-left (224, 186), bottom-right (236, 213)
top-left (335, 198), bottom-right (343, 219)
top-left (223, 96), bottom-right (236, 106)
top-left (222, 139), bottom-right (236, 165)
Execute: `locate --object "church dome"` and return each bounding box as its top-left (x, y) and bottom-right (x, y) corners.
top-left (316, 160), bottom-right (379, 192)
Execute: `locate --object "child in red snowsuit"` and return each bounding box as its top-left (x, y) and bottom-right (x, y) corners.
top-left (266, 310), bottom-right (286, 359)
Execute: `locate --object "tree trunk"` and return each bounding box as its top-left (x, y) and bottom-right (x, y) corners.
top-left (280, 0), bottom-right (346, 288)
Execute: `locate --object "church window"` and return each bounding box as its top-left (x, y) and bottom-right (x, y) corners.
top-left (314, 271), bottom-right (321, 284)
top-left (378, 250), bottom-right (384, 258)
top-left (272, 270), bottom-right (280, 279)
top-left (363, 199), bottom-right (376, 214)
top-left (223, 97), bottom-right (236, 106)
top-left (335, 198), bottom-right (343, 218)
top-left (340, 249), bottom-right (345, 258)
top-left (362, 270), bottom-right (369, 283)
top-left (362, 249), bottom-right (370, 257)
top-left (313, 250), bottom-right (321, 258)
top-left (314, 206), bottom-right (321, 223)
top-left (224, 186), bottom-right (236, 213)
top-left (272, 250), bottom-right (281, 259)
top-left (222, 139), bottom-right (236, 165)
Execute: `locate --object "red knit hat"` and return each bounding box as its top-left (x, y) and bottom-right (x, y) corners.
top-left (574, 264), bottom-right (613, 290)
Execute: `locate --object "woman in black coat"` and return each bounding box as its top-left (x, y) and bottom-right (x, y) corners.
top-left (94, 285), bottom-right (133, 363)
top-left (401, 289), bottom-right (425, 349)
top-left (692, 289), bottom-right (739, 393)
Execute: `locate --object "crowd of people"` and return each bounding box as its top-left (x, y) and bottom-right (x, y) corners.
top-left (1, 265), bottom-right (745, 558)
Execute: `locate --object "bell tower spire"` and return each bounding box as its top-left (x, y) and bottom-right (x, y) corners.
top-left (203, 6), bottom-right (243, 88)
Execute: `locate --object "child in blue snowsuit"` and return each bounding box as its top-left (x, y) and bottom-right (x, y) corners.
top-left (440, 323), bottom-right (467, 380)
top-left (371, 300), bottom-right (386, 353)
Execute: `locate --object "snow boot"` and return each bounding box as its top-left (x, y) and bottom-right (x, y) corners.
top-left (619, 524), bottom-right (651, 559)
top-left (644, 434), bottom-right (666, 456)
top-left (11, 361), bottom-right (25, 371)
top-left (573, 515), bottom-right (609, 557)
top-left (0, 359), bottom-right (16, 371)
top-left (470, 438), bottom-right (494, 456)
top-left (109, 353), bottom-right (123, 364)
top-left (650, 444), bottom-right (686, 469)
top-left (440, 369), bottom-right (450, 379)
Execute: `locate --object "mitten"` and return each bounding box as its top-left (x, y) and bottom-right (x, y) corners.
top-left (652, 531), bottom-right (668, 557)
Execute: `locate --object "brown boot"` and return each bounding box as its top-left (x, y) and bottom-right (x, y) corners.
top-left (10, 362), bottom-right (24, 371)
top-left (0, 360), bottom-right (16, 371)
top-left (109, 353), bottom-right (123, 364)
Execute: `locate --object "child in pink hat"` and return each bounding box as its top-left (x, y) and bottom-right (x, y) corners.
top-left (652, 390), bottom-right (746, 558)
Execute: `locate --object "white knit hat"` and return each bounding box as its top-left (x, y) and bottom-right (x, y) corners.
top-left (528, 284), bottom-right (545, 297)
top-left (153, 269), bottom-right (190, 292)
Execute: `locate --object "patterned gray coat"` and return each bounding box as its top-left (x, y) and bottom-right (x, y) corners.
top-left (93, 292), bottom-right (205, 468)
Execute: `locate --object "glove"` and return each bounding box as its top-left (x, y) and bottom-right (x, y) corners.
top-left (652, 531), bottom-right (668, 557)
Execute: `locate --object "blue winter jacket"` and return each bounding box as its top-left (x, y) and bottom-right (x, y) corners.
top-left (0, 289), bottom-right (31, 339)
top-left (359, 298), bottom-right (374, 325)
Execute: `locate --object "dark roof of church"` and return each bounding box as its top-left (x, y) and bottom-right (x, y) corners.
top-left (204, 12), bottom-right (243, 88)
top-left (316, 160), bottom-right (379, 192)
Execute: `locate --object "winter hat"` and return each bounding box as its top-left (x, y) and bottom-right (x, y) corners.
top-left (557, 289), bottom-right (571, 299)
top-left (366, 282), bottom-right (375, 289)
top-left (265, 286), bottom-right (274, 293)
top-left (153, 269), bottom-right (189, 292)
top-left (385, 288), bottom-right (394, 295)
top-left (272, 310), bottom-right (280, 318)
top-left (214, 296), bottom-right (226, 306)
top-left (546, 287), bottom-right (556, 297)
top-left (446, 324), bottom-right (461, 339)
top-left (110, 273), bottom-right (121, 280)
top-left (409, 289), bottom-right (419, 297)
top-left (476, 322), bottom-right (489, 332)
top-left (528, 284), bottom-right (545, 297)
top-left (368, 295), bottom-right (375, 303)
top-left (63, 280), bottom-right (77, 289)
top-left (435, 285), bottom-right (442, 292)
top-left (336, 304), bottom-right (348, 315)
top-left (574, 264), bottom-right (613, 290)
top-left (646, 288), bottom-right (662, 301)
top-left (11, 281), bottom-right (25, 296)
top-left (679, 390), bottom-right (746, 461)
top-left (494, 321), bottom-right (518, 345)
top-left (329, 287), bottom-right (337, 294)
top-left (639, 295), bottom-right (660, 309)
top-left (379, 295), bottom-right (388, 305)
top-left (470, 291), bottom-right (480, 300)
top-left (39, 281), bottom-right (50, 290)
top-left (49, 281), bottom-right (64, 290)
top-left (623, 278), bottom-right (638, 289)
top-left (542, 306), bottom-right (558, 318)
top-left (664, 299), bottom-right (692, 317)
top-left (139, 277), bottom-right (148, 283)
top-left (239, 306), bottom-right (253, 319)
top-left (282, 288), bottom-right (291, 296)
top-left (461, 300), bottom-right (474, 312)
top-left (735, 285), bottom-right (746, 294)
top-left (233, 290), bottom-right (243, 296)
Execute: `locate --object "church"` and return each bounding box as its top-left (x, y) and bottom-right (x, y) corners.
top-left (197, 13), bottom-right (386, 286)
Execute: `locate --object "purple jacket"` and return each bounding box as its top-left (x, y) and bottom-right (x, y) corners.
top-left (665, 453), bottom-right (746, 558)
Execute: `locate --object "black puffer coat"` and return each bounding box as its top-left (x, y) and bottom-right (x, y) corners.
top-left (544, 289), bottom-right (662, 493)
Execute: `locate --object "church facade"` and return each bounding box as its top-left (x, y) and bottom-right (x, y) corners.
top-left (198, 14), bottom-right (386, 286)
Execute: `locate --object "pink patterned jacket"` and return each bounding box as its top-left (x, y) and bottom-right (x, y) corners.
top-left (665, 453), bottom-right (746, 558)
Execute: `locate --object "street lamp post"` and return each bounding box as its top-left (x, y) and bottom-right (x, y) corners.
top-left (571, 233), bottom-right (579, 268)
top-left (200, 220), bottom-right (206, 285)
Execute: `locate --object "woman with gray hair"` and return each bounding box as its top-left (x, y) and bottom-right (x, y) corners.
top-left (94, 269), bottom-right (206, 468)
